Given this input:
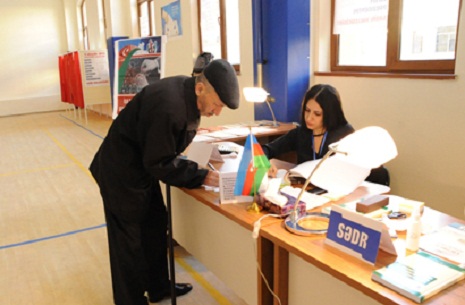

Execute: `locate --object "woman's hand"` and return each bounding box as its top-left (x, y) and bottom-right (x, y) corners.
top-left (268, 164), bottom-right (278, 178)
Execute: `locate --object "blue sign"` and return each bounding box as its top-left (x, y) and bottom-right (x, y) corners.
top-left (326, 206), bottom-right (382, 264)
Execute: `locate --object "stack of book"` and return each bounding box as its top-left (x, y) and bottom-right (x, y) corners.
top-left (372, 222), bottom-right (465, 303)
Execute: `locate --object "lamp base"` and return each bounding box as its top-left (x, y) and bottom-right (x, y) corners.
top-left (285, 212), bottom-right (330, 236)
top-left (257, 120), bottom-right (280, 127)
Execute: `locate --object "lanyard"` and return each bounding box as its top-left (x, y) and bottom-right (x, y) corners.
top-left (312, 131), bottom-right (328, 160)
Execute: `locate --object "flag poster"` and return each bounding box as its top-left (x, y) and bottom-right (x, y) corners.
top-left (234, 133), bottom-right (271, 196)
top-left (112, 36), bottom-right (166, 118)
top-left (161, 0), bottom-right (182, 37)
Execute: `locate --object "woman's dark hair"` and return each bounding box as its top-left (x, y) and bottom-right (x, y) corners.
top-left (300, 84), bottom-right (348, 131)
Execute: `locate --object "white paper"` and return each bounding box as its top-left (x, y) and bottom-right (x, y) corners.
top-left (288, 159), bottom-right (320, 178)
top-left (209, 146), bottom-right (224, 162)
top-left (220, 127), bottom-right (251, 136)
top-left (359, 181), bottom-right (391, 196)
top-left (192, 134), bottom-right (216, 142)
top-left (289, 157), bottom-right (370, 196)
top-left (219, 172), bottom-right (252, 204)
top-left (312, 157), bottom-right (370, 195)
top-left (219, 172), bottom-right (237, 203)
top-left (263, 178), bottom-right (288, 207)
top-left (186, 142), bottom-right (212, 166)
top-left (202, 131), bottom-right (237, 139)
top-left (186, 142), bottom-right (224, 167)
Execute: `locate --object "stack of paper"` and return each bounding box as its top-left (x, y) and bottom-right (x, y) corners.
top-left (419, 222), bottom-right (465, 268)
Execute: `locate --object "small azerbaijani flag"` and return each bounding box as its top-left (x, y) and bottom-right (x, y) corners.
top-left (234, 132), bottom-right (271, 196)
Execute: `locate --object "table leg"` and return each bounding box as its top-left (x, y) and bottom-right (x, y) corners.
top-left (273, 244), bottom-right (288, 305)
top-left (257, 237), bottom-right (289, 305)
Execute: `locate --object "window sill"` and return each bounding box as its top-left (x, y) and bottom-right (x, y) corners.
top-left (314, 71), bottom-right (457, 80)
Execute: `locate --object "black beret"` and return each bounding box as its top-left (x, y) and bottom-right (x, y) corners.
top-left (203, 59), bottom-right (240, 109)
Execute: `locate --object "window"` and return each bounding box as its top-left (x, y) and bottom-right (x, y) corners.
top-left (81, 0), bottom-right (89, 50)
top-left (138, 0), bottom-right (156, 37)
top-left (198, 0), bottom-right (240, 71)
top-left (331, 0), bottom-right (462, 74)
top-left (80, 0), bottom-right (106, 50)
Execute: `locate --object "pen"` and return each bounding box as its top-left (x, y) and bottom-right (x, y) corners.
top-left (208, 162), bottom-right (218, 172)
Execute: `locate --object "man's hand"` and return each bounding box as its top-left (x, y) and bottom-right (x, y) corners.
top-left (204, 170), bottom-right (220, 187)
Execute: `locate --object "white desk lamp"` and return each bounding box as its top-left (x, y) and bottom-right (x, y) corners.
top-left (243, 87), bottom-right (279, 127)
top-left (288, 126), bottom-right (398, 234)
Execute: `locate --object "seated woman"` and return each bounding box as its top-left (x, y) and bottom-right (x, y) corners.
top-left (262, 84), bottom-right (389, 185)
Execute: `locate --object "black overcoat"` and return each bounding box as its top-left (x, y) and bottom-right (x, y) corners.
top-left (90, 76), bottom-right (208, 220)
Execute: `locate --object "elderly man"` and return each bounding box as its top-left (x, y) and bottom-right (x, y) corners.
top-left (90, 59), bottom-right (239, 305)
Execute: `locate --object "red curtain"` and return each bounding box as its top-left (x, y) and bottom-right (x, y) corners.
top-left (58, 52), bottom-right (84, 108)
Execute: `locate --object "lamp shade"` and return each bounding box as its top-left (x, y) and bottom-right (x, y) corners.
top-left (288, 126), bottom-right (398, 229)
top-left (243, 87), bottom-right (269, 103)
top-left (332, 126), bottom-right (398, 169)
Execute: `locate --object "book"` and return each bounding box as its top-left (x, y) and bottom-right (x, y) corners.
top-left (419, 222), bottom-right (465, 268)
top-left (288, 159), bottom-right (321, 178)
top-left (372, 251), bottom-right (465, 303)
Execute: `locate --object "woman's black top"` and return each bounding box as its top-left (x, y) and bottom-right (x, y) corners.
top-left (262, 123), bottom-right (355, 163)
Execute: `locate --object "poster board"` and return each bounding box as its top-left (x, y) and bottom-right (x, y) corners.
top-left (79, 50), bottom-right (111, 107)
top-left (161, 0), bottom-right (183, 37)
top-left (107, 36), bottom-right (129, 105)
top-left (112, 36), bottom-right (167, 119)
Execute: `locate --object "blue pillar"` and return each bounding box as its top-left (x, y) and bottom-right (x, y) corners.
top-left (252, 0), bottom-right (310, 123)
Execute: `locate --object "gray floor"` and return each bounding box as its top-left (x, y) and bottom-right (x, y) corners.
top-left (0, 110), bottom-right (247, 305)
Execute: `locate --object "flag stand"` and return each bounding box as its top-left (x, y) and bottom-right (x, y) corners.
top-left (247, 201), bottom-right (261, 213)
top-left (246, 171), bottom-right (261, 213)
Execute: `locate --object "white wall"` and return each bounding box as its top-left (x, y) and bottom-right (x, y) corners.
top-left (0, 0), bottom-right (69, 116)
top-left (312, 0), bottom-right (465, 219)
top-left (102, 0), bottom-right (135, 38)
top-left (63, 0), bottom-right (80, 51)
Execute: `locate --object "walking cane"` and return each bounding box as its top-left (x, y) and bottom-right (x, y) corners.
top-left (166, 184), bottom-right (177, 305)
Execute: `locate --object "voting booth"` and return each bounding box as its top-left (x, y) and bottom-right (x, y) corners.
top-left (58, 50), bottom-right (111, 122)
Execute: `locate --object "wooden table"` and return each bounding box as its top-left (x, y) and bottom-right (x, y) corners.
top-left (176, 186), bottom-right (465, 305)
top-left (196, 122), bottom-right (296, 144)
top-left (173, 144), bottom-right (465, 305)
